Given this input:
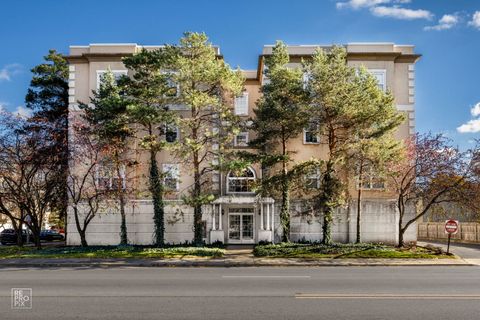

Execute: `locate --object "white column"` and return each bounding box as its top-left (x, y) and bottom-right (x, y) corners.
top-left (212, 205), bottom-right (216, 231)
top-left (219, 204), bottom-right (223, 230)
top-left (271, 203), bottom-right (275, 244)
top-left (270, 204), bottom-right (274, 232)
top-left (260, 204), bottom-right (264, 230)
top-left (266, 203), bottom-right (270, 231)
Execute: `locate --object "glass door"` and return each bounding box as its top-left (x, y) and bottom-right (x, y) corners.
top-left (228, 207), bottom-right (254, 243)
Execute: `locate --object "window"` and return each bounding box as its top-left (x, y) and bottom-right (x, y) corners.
top-left (303, 123), bottom-right (319, 144)
top-left (302, 71), bottom-right (311, 89)
top-left (95, 163), bottom-right (126, 190)
top-left (96, 70), bottom-right (128, 90)
top-left (227, 167), bottom-right (256, 193)
top-left (163, 164), bottom-right (179, 191)
top-left (164, 124), bottom-right (179, 143)
top-left (358, 165), bottom-right (385, 190)
top-left (368, 69), bottom-right (386, 92)
top-left (234, 93), bottom-right (249, 115)
top-left (163, 72), bottom-right (180, 98)
top-left (234, 132), bottom-right (249, 147)
top-left (305, 169), bottom-right (321, 189)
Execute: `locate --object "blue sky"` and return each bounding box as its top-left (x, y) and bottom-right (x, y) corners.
top-left (0, 0), bottom-right (479, 149)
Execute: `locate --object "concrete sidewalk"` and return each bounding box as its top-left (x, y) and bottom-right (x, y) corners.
top-left (0, 250), bottom-right (473, 268)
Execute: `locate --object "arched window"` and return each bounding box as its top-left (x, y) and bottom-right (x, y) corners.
top-left (227, 167), bottom-right (256, 193)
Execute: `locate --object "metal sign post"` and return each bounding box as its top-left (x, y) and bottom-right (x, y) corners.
top-left (444, 220), bottom-right (459, 255)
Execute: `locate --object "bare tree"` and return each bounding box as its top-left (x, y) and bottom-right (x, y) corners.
top-left (67, 120), bottom-right (107, 247)
top-left (389, 133), bottom-right (478, 247)
top-left (0, 113), bottom-right (59, 248)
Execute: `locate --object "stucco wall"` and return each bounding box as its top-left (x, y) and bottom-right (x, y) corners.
top-left (67, 199), bottom-right (416, 246)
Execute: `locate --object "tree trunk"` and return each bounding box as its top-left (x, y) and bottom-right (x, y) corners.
top-left (149, 149), bottom-right (165, 247)
top-left (322, 161), bottom-right (335, 245)
top-left (15, 221), bottom-right (24, 247)
top-left (119, 193), bottom-right (128, 245)
top-left (79, 229), bottom-right (88, 247)
top-left (398, 212), bottom-right (405, 248)
top-left (397, 196), bottom-right (405, 248)
top-left (193, 149), bottom-right (203, 246)
top-left (279, 138), bottom-right (290, 243)
top-left (356, 162), bottom-right (364, 244)
top-left (280, 178), bottom-right (291, 243)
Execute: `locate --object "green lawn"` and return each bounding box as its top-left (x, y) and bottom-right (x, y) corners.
top-left (253, 242), bottom-right (455, 259)
top-left (0, 246), bottom-right (225, 259)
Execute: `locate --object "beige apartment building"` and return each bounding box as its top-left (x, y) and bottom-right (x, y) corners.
top-left (66, 42), bottom-right (420, 246)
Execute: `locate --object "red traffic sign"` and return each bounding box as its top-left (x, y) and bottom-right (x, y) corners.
top-left (445, 220), bottom-right (459, 235)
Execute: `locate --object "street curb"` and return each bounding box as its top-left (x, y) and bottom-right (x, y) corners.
top-left (0, 260), bottom-right (475, 268)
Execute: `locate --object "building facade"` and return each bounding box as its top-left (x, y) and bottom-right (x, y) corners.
top-left (66, 42), bottom-right (420, 246)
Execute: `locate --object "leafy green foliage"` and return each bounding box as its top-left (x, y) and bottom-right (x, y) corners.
top-left (80, 70), bottom-right (133, 245)
top-left (24, 49), bottom-right (69, 228)
top-left (305, 46), bottom-right (404, 245)
top-left (253, 242), bottom-right (453, 259)
top-left (249, 41), bottom-right (311, 242)
top-left (167, 32), bottom-right (244, 245)
top-left (121, 49), bottom-right (179, 247)
top-left (0, 245), bottom-right (225, 259)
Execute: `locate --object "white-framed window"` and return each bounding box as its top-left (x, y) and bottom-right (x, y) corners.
top-left (161, 71), bottom-right (180, 98)
top-left (164, 123), bottom-right (179, 143)
top-left (305, 169), bottom-right (321, 189)
top-left (96, 70), bottom-right (128, 90)
top-left (163, 164), bottom-right (180, 191)
top-left (302, 71), bottom-right (311, 89)
top-left (234, 132), bottom-right (249, 147)
top-left (368, 69), bottom-right (386, 92)
top-left (234, 92), bottom-right (249, 116)
top-left (95, 163), bottom-right (126, 191)
top-left (227, 167), bottom-right (256, 193)
top-left (357, 165), bottom-right (385, 190)
top-left (303, 122), bottom-right (319, 144)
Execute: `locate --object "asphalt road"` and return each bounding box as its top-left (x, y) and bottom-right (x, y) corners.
top-left (1, 266), bottom-right (480, 320)
top-left (419, 240), bottom-right (480, 260)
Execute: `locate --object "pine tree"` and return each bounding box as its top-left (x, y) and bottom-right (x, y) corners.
top-left (25, 49), bottom-right (69, 228)
top-left (168, 32), bottom-right (244, 245)
top-left (80, 70), bottom-right (132, 245)
top-left (250, 41), bottom-right (310, 242)
top-left (305, 47), bottom-right (404, 245)
top-left (121, 48), bottom-right (178, 247)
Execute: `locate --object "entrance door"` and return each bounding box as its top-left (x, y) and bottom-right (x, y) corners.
top-left (228, 207), bottom-right (254, 243)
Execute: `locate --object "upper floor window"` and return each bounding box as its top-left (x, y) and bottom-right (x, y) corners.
top-left (302, 71), bottom-right (311, 89)
top-left (162, 72), bottom-right (180, 98)
top-left (227, 167), bottom-right (256, 193)
top-left (234, 132), bottom-right (249, 147)
top-left (163, 164), bottom-right (180, 191)
top-left (305, 169), bottom-right (321, 189)
top-left (357, 164), bottom-right (385, 190)
top-left (368, 69), bottom-right (387, 92)
top-left (303, 122), bottom-right (319, 144)
top-left (96, 70), bottom-right (128, 91)
top-left (95, 163), bottom-right (126, 191)
top-left (234, 93), bottom-right (249, 116)
top-left (164, 123), bottom-right (179, 143)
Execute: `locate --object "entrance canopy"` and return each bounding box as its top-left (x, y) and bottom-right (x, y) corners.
top-left (212, 196), bottom-right (274, 205)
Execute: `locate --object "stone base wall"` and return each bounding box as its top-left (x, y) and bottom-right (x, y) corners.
top-left (66, 199), bottom-right (416, 246)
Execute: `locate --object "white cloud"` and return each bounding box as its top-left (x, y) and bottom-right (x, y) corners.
top-left (336, 0), bottom-right (410, 10)
top-left (371, 6), bottom-right (433, 20)
top-left (471, 102), bottom-right (480, 117)
top-left (458, 102), bottom-right (480, 133)
top-left (469, 11), bottom-right (480, 29)
top-left (424, 14), bottom-right (459, 31)
top-left (0, 64), bottom-right (23, 81)
top-left (13, 106), bottom-right (32, 118)
top-left (458, 119), bottom-right (480, 133)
